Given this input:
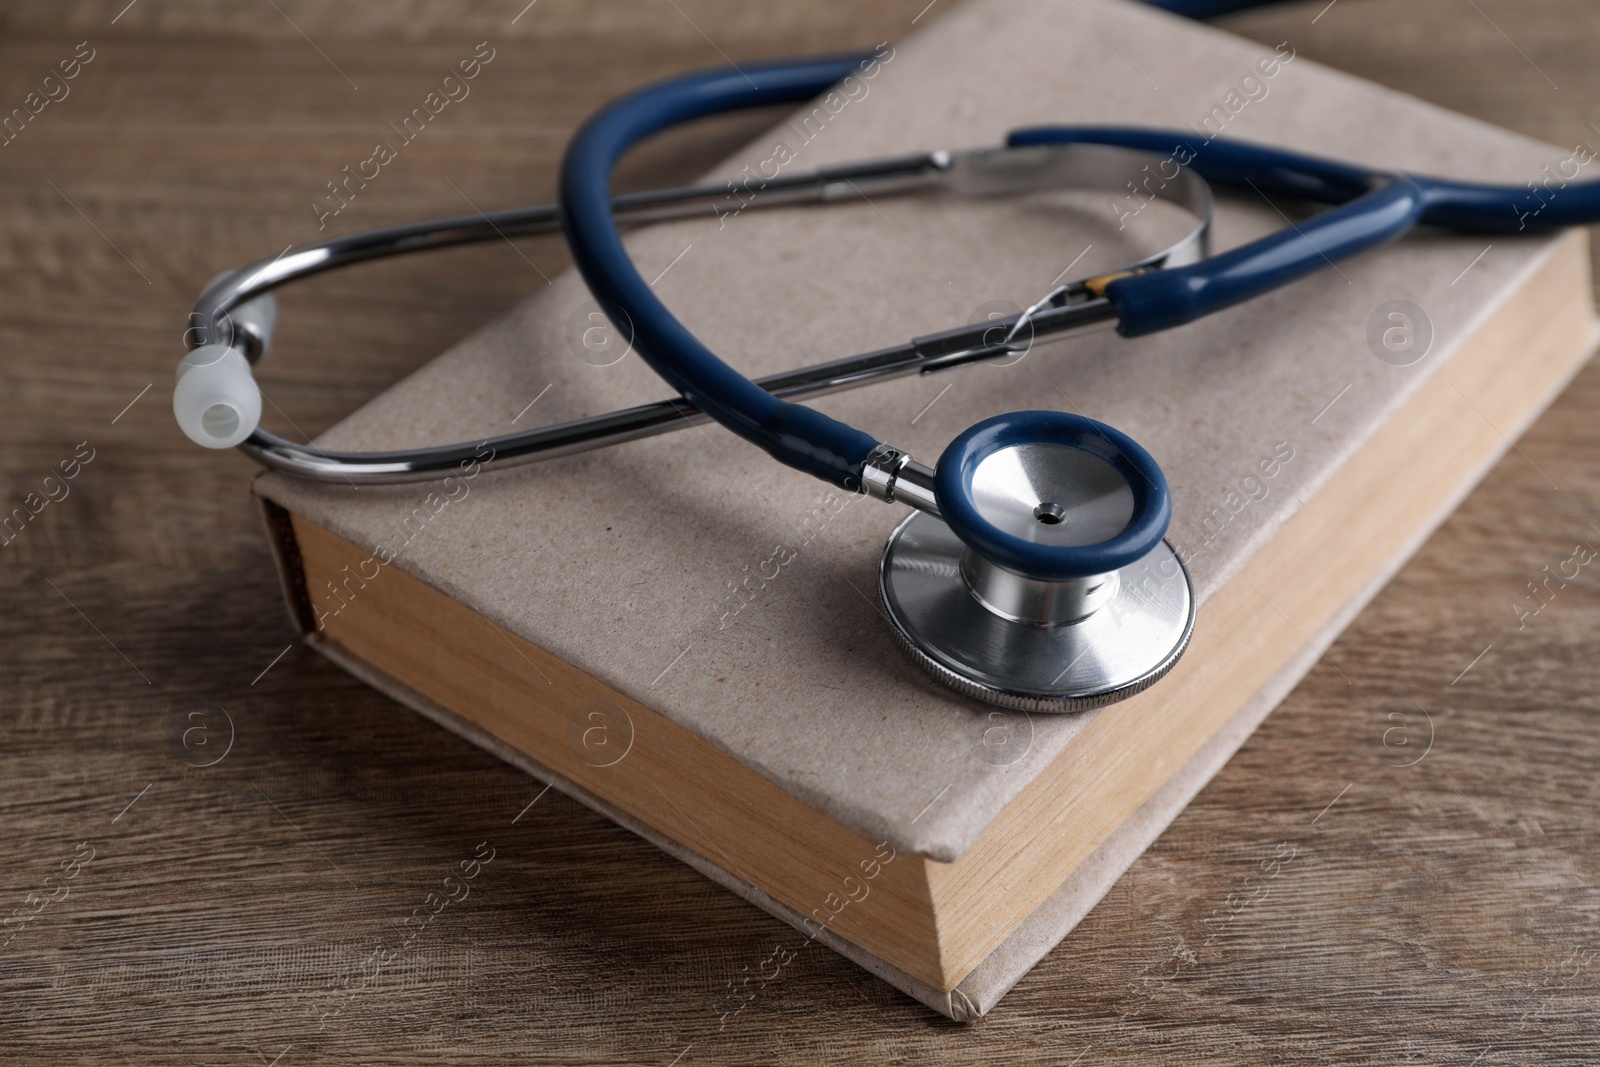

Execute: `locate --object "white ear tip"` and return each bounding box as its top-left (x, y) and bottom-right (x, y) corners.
top-left (174, 344), bottom-right (262, 449)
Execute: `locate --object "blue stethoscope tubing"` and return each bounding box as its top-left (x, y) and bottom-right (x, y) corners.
top-left (1009, 125), bottom-right (1599, 336)
top-left (560, 56), bottom-right (884, 493)
top-left (558, 46), bottom-right (1600, 581)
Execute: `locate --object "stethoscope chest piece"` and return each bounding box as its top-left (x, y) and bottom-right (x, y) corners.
top-left (878, 413), bottom-right (1195, 713)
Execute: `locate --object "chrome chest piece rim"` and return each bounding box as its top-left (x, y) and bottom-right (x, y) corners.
top-left (879, 515), bottom-right (1195, 712)
top-left (877, 429), bottom-right (1196, 713)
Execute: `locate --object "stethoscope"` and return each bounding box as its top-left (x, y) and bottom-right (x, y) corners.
top-left (174, 45), bottom-right (1600, 714)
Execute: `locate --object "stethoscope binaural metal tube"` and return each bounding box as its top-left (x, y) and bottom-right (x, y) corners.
top-left (188, 140), bottom-right (1212, 484)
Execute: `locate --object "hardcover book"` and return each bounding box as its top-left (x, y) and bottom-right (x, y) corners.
top-left (251, 0), bottom-right (1597, 1018)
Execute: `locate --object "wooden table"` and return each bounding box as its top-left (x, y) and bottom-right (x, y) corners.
top-left (4, 1), bottom-right (1599, 1062)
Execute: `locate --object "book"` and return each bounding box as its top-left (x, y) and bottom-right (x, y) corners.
top-left (251, 0), bottom-right (1598, 1019)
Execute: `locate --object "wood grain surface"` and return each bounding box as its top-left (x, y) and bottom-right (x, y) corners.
top-left (3, 1), bottom-right (1599, 1062)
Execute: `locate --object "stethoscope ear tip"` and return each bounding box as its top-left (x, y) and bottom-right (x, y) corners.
top-left (173, 344), bottom-right (262, 449)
